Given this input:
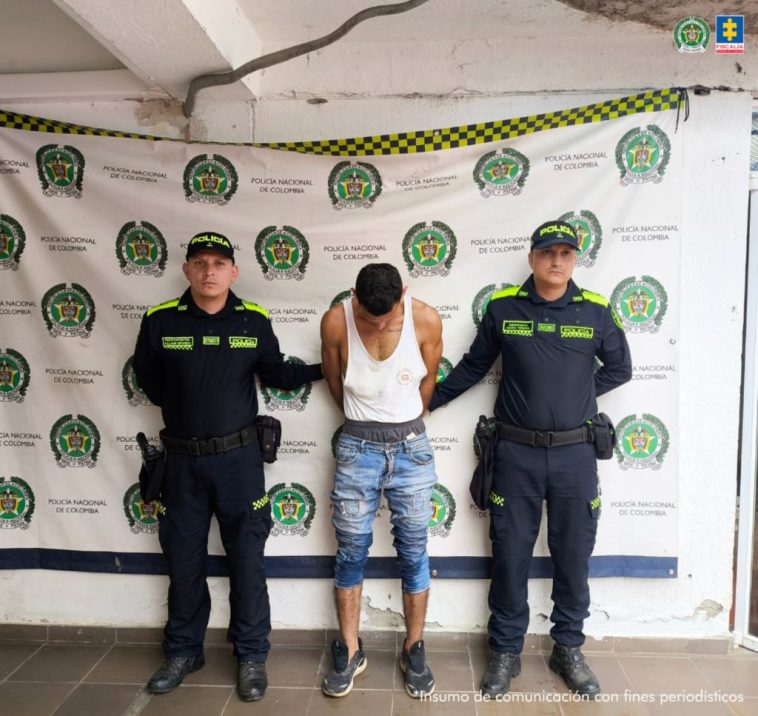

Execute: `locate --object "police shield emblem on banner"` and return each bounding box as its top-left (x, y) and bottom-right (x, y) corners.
top-left (122, 356), bottom-right (151, 407)
top-left (616, 125), bottom-right (671, 185)
top-left (0, 476), bottom-right (34, 529)
top-left (559, 210), bottom-right (603, 268)
top-left (428, 483), bottom-right (456, 537)
top-left (36, 144), bottom-right (85, 198)
top-left (471, 283), bottom-right (515, 327)
top-left (183, 154), bottom-right (238, 205)
top-left (402, 221), bottom-right (457, 278)
top-left (0, 348), bottom-right (30, 403)
top-left (41, 283), bottom-right (96, 339)
top-left (614, 414), bottom-right (669, 470)
top-left (673, 16), bottom-right (710, 53)
top-left (123, 483), bottom-right (160, 534)
top-left (0, 214), bottom-right (26, 271)
top-left (328, 161), bottom-right (382, 209)
top-left (473, 148), bottom-right (530, 198)
top-left (116, 221), bottom-right (167, 277)
top-left (611, 276), bottom-right (668, 333)
top-left (50, 414), bottom-right (100, 468)
top-left (261, 356), bottom-right (312, 411)
top-left (255, 225), bottom-right (309, 280)
top-left (268, 483), bottom-right (316, 536)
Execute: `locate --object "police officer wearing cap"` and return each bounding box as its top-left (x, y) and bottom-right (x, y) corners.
top-left (430, 220), bottom-right (631, 699)
top-left (133, 231), bottom-right (321, 702)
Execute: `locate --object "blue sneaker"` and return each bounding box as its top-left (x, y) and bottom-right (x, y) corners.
top-left (322, 639), bottom-right (367, 697)
top-left (400, 640), bottom-right (435, 698)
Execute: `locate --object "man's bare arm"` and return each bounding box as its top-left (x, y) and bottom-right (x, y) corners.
top-left (414, 301), bottom-right (443, 412)
top-left (320, 306), bottom-right (346, 411)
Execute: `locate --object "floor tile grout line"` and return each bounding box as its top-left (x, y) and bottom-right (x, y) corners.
top-left (305, 645), bottom-right (327, 715)
top-left (48, 682), bottom-right (81, 716)
top-left (77, 641), bottom-right (116, 685)
top-left (120, 687), bottom-right (153, 716)
top-left (2, 640), bottom-right (47, 682)
top-left (688, 652), bottom-right (724, 692)
top-left (218, 684), bottom-right (235, 716)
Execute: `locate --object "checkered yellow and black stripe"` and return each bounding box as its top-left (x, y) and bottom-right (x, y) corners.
top-left (0, 88), bottom-right (683, 156)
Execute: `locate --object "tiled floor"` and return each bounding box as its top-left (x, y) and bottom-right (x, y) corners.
top-left (2, 630), bottom-right (758, 715)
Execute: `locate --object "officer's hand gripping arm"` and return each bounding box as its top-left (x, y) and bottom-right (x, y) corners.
top-left (429, 307), bottom-right (500, 411)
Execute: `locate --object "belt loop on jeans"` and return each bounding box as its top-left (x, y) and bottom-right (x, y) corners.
top-left (496, 421), bottom-right (591, 448)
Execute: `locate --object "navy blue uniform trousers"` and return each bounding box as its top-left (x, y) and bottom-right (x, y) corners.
top-left (488, 438), bottom-right (599, 654)
top-left (158, 441), bottom-right (272, 662)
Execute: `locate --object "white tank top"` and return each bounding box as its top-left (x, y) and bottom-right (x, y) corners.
top-left (343, 293), bottom-right (428, 422)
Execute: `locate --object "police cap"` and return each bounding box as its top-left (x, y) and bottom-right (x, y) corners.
top-left (530, 220), bottom-right (579, 251)
top-left (186, 231), bottom-right (234, 262)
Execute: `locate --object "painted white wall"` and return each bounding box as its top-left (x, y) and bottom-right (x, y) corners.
top-left (1, 85), bottom-right (750, 638)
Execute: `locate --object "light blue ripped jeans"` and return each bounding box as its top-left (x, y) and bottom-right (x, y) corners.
top-left (331, 432), bottom-right (437, 594)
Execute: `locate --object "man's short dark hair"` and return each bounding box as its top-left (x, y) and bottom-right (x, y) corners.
top-left (354, 263), bottom-right (403, 316)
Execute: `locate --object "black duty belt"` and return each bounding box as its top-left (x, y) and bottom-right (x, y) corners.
top-left (496, 422), bottom-right (591, 448)
top-left (160, 424), bottom-right (256, 456)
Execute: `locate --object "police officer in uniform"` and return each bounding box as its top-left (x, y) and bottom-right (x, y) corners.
top-left (430, 220), bottom-right (631, 698)
top-left (133, 231), bottom-right (321, 702)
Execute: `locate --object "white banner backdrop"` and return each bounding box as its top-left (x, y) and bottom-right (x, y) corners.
top-left (0, 90), bottom-right (682, 579)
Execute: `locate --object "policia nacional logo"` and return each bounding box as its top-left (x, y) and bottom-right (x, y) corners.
top-left (183, 154), bottom-right (238, 205)
top-left (616, 125), bottom-right (671, 186)
top-left (0, 214), bottom-right (26, 271)
top-left (674, 16), bottom-right (710, 53)
top-left (559, 210), bottom-right (602, 269)
top-left (0, 477), bottom-right (34, 530)
top-left (0, 348), bottom-right (31, 403)
top-left (436, 357), bottom-right (453, 383)
top-left (473, 148), bottom-right (530, 198)
top-left (402, 221), bottom-right (457, 278)
top-left (328, 161), bottom-right (382, 209)
top-left (614, 413), bottom-right (669, 470)
top-left (611, 276), bottom-right (668, 334)
top-left (36, 144), bottom-right (85, 198)
top-left (50, 414), bottom-right (100, 468)
top-left (268, 483), bottom-right (316, 537)
top-left (123, 483), bottom-right (161, 534)
top-left (116, 221), bottom-right (167, 277)
top-left (471, 283), bottom-right (515, 327)
top-left (255, 226), bottom-right (309, 281)
top-left (261, 356), bottom-right (312, 411)
top-left (41, 283), bottom-right (96, 339)
top-left (122, 355), bottom-right (151, 407)
top-left (428, 483), bottom-right (456, 538)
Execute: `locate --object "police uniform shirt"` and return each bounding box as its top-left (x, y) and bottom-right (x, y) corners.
top-left (133, 288), bottom-right (321, 439)
top-left (430, 276), bottom-right (631, 431)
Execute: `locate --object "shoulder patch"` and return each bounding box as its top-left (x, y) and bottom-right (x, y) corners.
top-left (147, 299), bottom-right (180, 317)
top-left (240, 300), bottom-right (269, 319)
top-left (490, 286), bottom-right (522, 302)
top-left (579, 289), bottom-right (609, 308)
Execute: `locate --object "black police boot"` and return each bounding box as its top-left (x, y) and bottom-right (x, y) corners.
top-left (480, 651), bottom-right (521, 696)
top-left (548, 645), bottom-right (601, 698)
top-left (146, 654), bottom-right (205, 694)
top-left (237, 660), bottom-right (267, 701)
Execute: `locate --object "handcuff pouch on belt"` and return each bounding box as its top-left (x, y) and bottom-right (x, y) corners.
top-left (590, 412), bottom-right (616, 460)
top-left (470, 415), bottom-right (497, 510)
top-left (136, 432), bottom-right (165, 503)
top-left (254, 415), bottom-right (282, 463)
